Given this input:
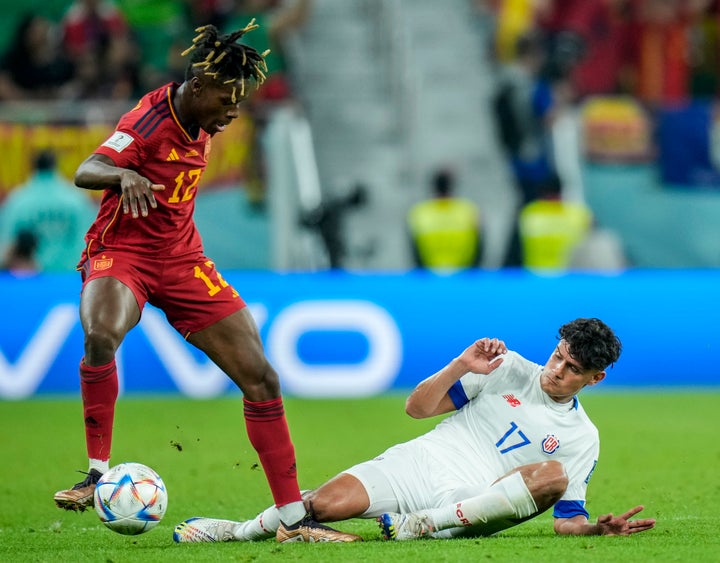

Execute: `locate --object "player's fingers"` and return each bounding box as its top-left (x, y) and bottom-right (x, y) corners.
top-left (142, 184), bottom-right (163, 212)
top-left (478, 340), bottom-right (496, 356)
top-left (619, 506), bottom-right (644, 520)
top-left (628, 522), bottom-right (655, 533)
top-left (138, 196), bottom-right (150, 217)
top-left (630, 518), bottom-right (656, 529)
top-left (129, 197), bottom-right (140, 218)
top-left (146, 192), bottom-right (158, 210)
top-left (149, 184), bottom-right (165, 207)
top-left (488, 355), bottom-right (504, 368)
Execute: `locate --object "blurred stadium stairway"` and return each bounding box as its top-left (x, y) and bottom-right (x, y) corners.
top-left (285, 0), bottom-right (516, 269)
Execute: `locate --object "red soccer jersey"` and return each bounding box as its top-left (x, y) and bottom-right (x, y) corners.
top-left (84, 83), bottom-right (211, 258)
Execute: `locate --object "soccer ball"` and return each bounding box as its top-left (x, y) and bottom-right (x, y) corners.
top-left (93, 462), bottom-right (168, 535)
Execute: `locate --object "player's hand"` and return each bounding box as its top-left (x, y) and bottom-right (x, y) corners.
top-left (119, 170), bottom-right (165, 218)
top-left (596, 505), bottom-right (656, 535)
top-left (458, 338), bottom-right (507, 375)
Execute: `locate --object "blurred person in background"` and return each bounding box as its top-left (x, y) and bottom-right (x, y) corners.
top-left (535, 0), bottom-right (635, 100)
top-left (493, 30), bottom-right (554, 208)
top-left (516, 173), bottom-right (594, 271)
top-left (493, 31), bottom-right (574, 267)
top-left (60, 0), bottom-right (141, 99)
top-left (623, 0), bottom-right (697, 106)
top-left (0, 228), bottom-right (39, 276)
top-left (477, 0), bottom-right (552, 63)
top-left (181, 0), bottom-right (234, 29)
top-left (51, 21), bottom-right (359, 544)
top-left (407, 167), bottom-right (482, 272)
top-left (0, 149), bottom-right (97, 272)
top-left (0, 13), bottom-right (75, 100)
top-left (686, 0), bottom-right (720, 97)
top-left (174, 318), bottom-right (655, 543)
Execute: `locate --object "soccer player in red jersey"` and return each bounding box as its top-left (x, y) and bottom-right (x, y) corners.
top-left (52, 21), bottom-right (360, 543)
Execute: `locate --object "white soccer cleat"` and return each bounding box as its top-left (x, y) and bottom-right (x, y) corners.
top-left (377, 512), bottom-right (435, 541)
top-left (173, 517), bottom-right (240, 543)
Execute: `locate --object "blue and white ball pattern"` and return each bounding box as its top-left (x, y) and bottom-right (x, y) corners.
top-left (93, 462), bottom-right (168, 535)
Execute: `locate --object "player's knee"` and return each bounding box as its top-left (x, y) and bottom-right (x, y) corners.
top-left (259, 361), bottom-right (280, 389)
top-left (84, 324), bottom-right (124, 359)
top-left (304, 490), bottom-right (333, 522)
top-left (239, 361), bottom-right (281, 400)
top-left (303, 487), bottom-right (356, 523)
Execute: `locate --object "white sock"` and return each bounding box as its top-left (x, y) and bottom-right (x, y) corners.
top-left (276, 500), bottom-right (306, 526)
top-left (89, 459), bottom-right (109, 474)
top-left (234, 488), bottom-right (312, 540)
top-left (234, 505), bottom-right (280, 540)
top-left (427, 472), bottom-right (537, 531)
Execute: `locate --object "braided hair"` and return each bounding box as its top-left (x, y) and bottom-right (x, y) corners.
top-left (181, 20), bottom-right (270, 103)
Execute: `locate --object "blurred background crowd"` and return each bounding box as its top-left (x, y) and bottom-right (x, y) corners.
top-left (2, 0), bottom-right (720, 275)
top-left (0, 0), bottom-right (310, 104)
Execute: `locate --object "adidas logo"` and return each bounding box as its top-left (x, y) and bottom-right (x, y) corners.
top-left (185, 149), bottom-right (199, 157)
top-left (166, 148), bottom-right (179, 161)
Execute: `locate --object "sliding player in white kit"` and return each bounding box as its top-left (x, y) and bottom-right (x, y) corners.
top-left (174, 318), bottom-right (656, 543)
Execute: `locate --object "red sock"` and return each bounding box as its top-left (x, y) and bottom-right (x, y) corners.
top-left (80, 358), bottom-right (118, 461)
top-left (243, 397), bottom-right (302, 507)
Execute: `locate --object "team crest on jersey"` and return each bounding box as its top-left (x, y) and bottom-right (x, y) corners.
top-left (93, 256), bottom-right (113, 271)
top-left (541, 434), bottom-right (560, 454)
top-left (503, 394), bottom-right (521, 407)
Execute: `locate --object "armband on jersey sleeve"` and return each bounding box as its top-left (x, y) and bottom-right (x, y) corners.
top-left (448, 380), bottom-right (469, 409)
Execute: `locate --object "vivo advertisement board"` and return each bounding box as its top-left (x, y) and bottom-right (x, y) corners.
top-left (1, 269), bottom-right (718, 400)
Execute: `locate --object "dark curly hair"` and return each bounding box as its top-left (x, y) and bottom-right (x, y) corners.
top-left (181, 20), bottom-right (269, 103)
top-left (558, 318), bottom-right (622, 371)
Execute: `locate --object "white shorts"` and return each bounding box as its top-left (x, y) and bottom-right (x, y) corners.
top-left (343, 440), bottom-right (493, 518)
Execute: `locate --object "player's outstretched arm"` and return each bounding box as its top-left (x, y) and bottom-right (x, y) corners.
top-left (405, 338), bottom-right (506, 419)
top-left (75, 154), bottom-right (165, 218)
top-left (554, 505), bottom-right (656, 536)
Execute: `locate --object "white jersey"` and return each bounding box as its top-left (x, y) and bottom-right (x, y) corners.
top-left (357, 351), bottom-right (598, 518)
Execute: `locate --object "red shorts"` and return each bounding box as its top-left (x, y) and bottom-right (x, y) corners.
top-left (79, 249), bottom-right (246, 338)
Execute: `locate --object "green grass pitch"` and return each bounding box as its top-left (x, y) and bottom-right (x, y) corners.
top-left (1, 391), bottom-right (719, 562)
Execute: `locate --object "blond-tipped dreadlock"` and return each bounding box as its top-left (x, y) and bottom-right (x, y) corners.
top-left (181, 20), bottom-right (271, 103)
